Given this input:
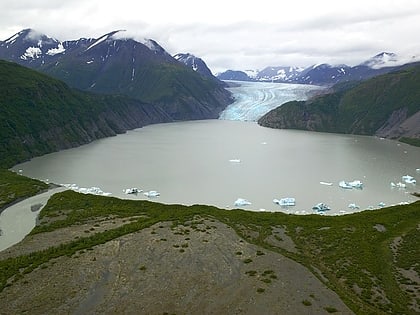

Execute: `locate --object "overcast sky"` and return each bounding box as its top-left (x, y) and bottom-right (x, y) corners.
top-left (1, 0), bottom-right (420, 73)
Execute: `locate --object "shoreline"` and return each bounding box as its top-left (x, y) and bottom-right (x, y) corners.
top-left (0, 185), bottom-right (67, 252)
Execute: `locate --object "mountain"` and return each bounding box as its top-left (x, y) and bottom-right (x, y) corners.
top-left (216, 70), bottom-right (255, 81)
top-left (0, 59), bottom-right (172, 168)
top-left (217, 53), bottom-right (420, 85)
top-left (0, 29), bottom-right (233, 120)
top-left (361, 52), bottom-right (401, 69)
top-left (258, 64), bottom-right (420, 144)
top-left (173, 53), bottom-right (214, 78)
top-left (256, 66), bottom-right (305, 82)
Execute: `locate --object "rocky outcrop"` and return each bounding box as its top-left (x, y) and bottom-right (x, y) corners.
top-left (376, 109), bottom-right (420, 139)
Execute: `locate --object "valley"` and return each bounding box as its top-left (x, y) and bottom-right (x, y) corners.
top-left (0, 25), bottom-right (419, 315)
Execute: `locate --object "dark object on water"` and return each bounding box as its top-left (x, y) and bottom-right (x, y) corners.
top-left (30, 203), bottom-right (43, 212)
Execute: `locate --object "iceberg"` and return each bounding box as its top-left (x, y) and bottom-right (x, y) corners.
top-left (402, 175), bottom-right (416, 184)
top-left (339, 181), bottom-right (353, 189)
top-left (320, 181), bottom-right (333, 186)
top-left (273, 197), bottom-right (296, 206)
top-left (349, 180), bottom-right (363, 189)
top-left (64, 184), bottom-right (111, 196)
top-left (124, 187), bottom-right (141, 194)
top-left (348, 203), bottom-right (360, 210)
top-left (234, 198), bottom-right (251, 207)
top-left (229, 159), bottom-right (241, 163)
top-left (339, 180), bottom-right (363, 189)
top-left (312, 203), bottom-right (331, 212)
top-left (144, 190), bottom-right (160, 198)
top-left (390, 182), bottom-right (406, 189)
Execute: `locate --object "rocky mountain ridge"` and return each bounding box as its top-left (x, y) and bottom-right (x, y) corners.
top-left (0, 29), bottom-right (232, 121)
top-left (217, 52), bottom-right (420, 85)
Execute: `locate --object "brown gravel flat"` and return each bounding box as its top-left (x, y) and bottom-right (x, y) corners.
top-left (0, 219), bottom-right (354, 315)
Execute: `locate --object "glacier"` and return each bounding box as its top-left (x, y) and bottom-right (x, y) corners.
top-left (219, 81), bottom-right (324, 121)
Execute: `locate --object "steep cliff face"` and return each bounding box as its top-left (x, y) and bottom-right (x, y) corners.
top-left (258, 65), bottom-right (420, 144)
top-left (0, 60), bottom-right (171, 167)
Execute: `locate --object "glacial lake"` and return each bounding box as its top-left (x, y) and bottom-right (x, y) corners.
top-left (12, 119), bottom-right (420, 215)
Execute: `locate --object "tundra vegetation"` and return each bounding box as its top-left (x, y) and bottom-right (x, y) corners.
top-left (0, 181), bottom-right (418, 314)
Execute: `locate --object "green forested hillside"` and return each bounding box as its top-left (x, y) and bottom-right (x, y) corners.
top-left (0, 60), bottom-right (171, 167)
top-left (0, 190), bottom-right (418, 314)
top-left (258, 65), bottom-right (420, 143)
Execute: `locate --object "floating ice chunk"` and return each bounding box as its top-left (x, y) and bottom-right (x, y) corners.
top-left (339, 181), bottom-right (353, 189)
top-left (339, 180), bottom-right (363, 189)
top-left (124, 187), bottom-right (142, 194)
top-left (234, 198), bottom-right (251, 207)
top-left (273, 197), bottom-right (296, 206)
top-left (402, 175), bottom-right (416, 184)
top-left (312, 203), bottom-right (330, 212)
top-left (391, 182), bottom-right (406, 189)
top-left (229, 159), bottom-right (241, 163)
top-left (320, 181), bottom-right (333, 186)
top-left (144, 190), bottom-right (160, 198)
top-left (378, 202), bottom-right (386, 208)
top-left (348, 203), bottom-right (360, 210)
top-left (349, 180), bottom-right (363, 188)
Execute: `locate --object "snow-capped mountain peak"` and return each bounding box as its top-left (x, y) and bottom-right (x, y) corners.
top-left (361, 52), bottom-right (399, 69)
top-left (86, 30), bottom-right (123, 51)
top-left (0, 29), bottom-right (65, 61)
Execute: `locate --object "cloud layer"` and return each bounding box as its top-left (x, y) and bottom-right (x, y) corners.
top-left (1, 0), bottom-right (420, 73)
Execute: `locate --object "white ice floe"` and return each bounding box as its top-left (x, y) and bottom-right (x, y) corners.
top-left (63, 184), bottom-right (111, 196)
top-left (402, 175), bottom-right (416, 184)
top-left (391, 182), bottom-right (406, 189)
top-left (124, 187), bottom-right (142, 194)
top-left (273, 197), bottom-right (296, 206)
top-left (348, 203), bottom-right (360, 210)
top-left (339, 180), bottom-right (363, 189)
top-left (229, 159), bottom-right (241, 163)
top-left (378, 202), bottom-right (386, 208)
top-left (234, 198), bottom-right (251, 207)
top-left (144, 190), bottom-right (160, 198)
top-left (312, 203), bottom-right (331, 212)
top-left (320, 181), bottom-right (333, 186)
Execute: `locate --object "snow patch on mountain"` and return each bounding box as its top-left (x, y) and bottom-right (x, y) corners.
top-left (86, 32), bottom-right (116, 51)
top-left (5, 33), bottom-right (19, 45)
top-left (244, 69), bottom-right (258, 79)
top-left (174, 53), bottom-right (199, 71)
top-left (20, 47), bottom-right (42, 60)
top-left (46, 43), bottom-right (66, 56)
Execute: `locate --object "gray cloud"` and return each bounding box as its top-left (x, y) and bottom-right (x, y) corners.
top-left (1, 0), bottom-right (420, 73)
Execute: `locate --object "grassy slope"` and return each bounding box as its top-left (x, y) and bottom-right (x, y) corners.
top-left (0, 170), bottom-right (48, 211)
top-left (0, 60), bottom-right (169, 168)
top-left (258, 65), bottom-right (420, 143)
top-left (0, 190), bottom-right (418, 314)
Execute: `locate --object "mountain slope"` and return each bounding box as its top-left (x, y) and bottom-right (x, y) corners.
top-left (0, 60), bottom-right (172, 167)
top-left (0, 29), bottom-right (232, 120)
top-left (217, 53), bottom-right (420, 85)
top-left (173, 53), bottom-right (215, 78)
top-left (258, 64), bottom-right (420, 142)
